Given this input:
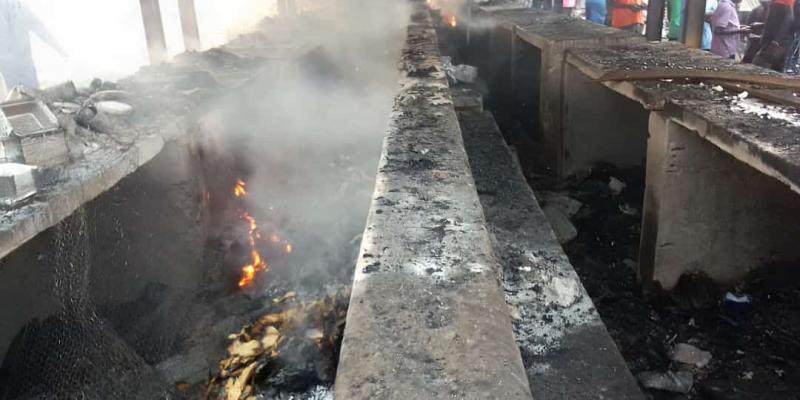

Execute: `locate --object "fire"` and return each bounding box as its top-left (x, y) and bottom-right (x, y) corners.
top-left (238, 212), bottom-right (269, 288)
top-left (232, 179), bottom-right (293, 289)
top-left (449, 15), bottom-right (457, 28)
top-left (234, 179), bottom-right (247, 198)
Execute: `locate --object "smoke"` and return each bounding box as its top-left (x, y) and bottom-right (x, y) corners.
top-left (24, 0), bottom-right (279, 87)
top-left (200, 0), bottom-right (411, 290)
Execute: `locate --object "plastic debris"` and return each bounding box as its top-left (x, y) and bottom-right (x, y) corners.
top-left (441, 56), bottom-right (478, 84)
top-left (722, 292), bottom-right (753, 322)
top-left (542, 204), bottom-right (578, 244)
top-left (670, 343), bottom-right (712, 368)
top-left (608, 177), bottom-right (627, 195)
top-left (638, 370), bottom-right (694, 394)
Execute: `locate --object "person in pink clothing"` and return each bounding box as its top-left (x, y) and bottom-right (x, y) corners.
top-left (563, 0), bottom-right (577, 15)
top-left (710, 0), bottom-right (751, 58)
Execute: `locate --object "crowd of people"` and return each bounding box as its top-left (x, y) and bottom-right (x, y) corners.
top-left (553, 0), bottom-right (800, 72)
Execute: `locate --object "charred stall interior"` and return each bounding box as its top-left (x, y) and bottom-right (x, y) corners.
top-left (443, 3), bottom-right (800, 399)
top-left (0, 1), bottom-right (409, 399)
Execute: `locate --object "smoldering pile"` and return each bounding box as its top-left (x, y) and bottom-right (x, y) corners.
top-left (205, 291), bottom-right (348, 400)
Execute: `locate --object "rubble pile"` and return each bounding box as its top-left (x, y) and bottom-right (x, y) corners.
top-left (205, 291), bottom-right (348, 400)
top-left (0, 42), bottom-right (266, 209)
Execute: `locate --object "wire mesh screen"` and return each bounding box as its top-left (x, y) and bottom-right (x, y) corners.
top-left (0, 209), bottom-right (169, 400)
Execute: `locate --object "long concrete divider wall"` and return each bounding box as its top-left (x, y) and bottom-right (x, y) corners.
top-left (334, 3), bottom-right (533, 399)
top-left (467, 5), bottom-right (800, 290)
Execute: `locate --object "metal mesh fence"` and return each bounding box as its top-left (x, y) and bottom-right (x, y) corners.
top-left (0, 209), bottom-right (167, 400)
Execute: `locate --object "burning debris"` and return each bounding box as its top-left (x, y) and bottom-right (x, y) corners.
top-left (231, 179), bottom-right (293, 289)
top-left (205, 291), bottom-right (348, 399)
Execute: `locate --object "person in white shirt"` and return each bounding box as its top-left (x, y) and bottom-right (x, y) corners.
top-left (0, 0), bottom-right (67, 88)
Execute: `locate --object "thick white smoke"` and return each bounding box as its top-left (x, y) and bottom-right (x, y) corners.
top-left (23, 0), bottom-right (279, 87)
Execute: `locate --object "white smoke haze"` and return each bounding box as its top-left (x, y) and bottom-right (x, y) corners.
top-left (199, 0), bottom-right (411, 289)
top-left (25, 0), bottom-right (279, 87)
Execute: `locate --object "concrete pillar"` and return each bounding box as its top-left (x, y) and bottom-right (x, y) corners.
top-left (645, 0), bottom-right (666, 41)
top-left (560, 63), bottom-right (648, 176)
top-left (178, 0), bottom-right (202, 52)
top-left (139, 0), bottom-right (167, 65)
top-left (682, 0), bottom-right (706, 48)
top-left (639, 112), bottom-right (800, 290)
top-left (277, 0), bottom-right (296, 17)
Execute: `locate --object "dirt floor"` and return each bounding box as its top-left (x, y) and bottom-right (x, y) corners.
top-left (530, 164), bottom-right (800, 400)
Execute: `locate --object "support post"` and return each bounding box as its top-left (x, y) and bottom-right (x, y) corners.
top-left (286, 0), bottom-right (297, 15)
top-left (645, 0), bottom-right (666, 41)
top-left (178, 0), bottom-right (202, 51)
top-left (178, 0), bottom-right (201, 52)
top-left (640, 112), bottom-right (800, 290)
top-left (682, 0), bottom-right (706, 48)
top-left (139, 0), bottom-right (167, 64)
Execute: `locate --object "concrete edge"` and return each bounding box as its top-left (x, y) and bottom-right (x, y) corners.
top-left (334, 2), bottom-right (533, 399)
top-left (457, 109), bottom-right (644, 399)
top-left (665, 105), bottom-right (800, 195)
top-left (0, 133), bottom-right (166, 260)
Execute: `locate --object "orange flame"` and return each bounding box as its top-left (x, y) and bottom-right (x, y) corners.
top-left (232, 179), bottom-right (292, 289)
top-left (234, 180), bottom-right (247, 198)
top-left (238, 212), bottom-right (269, 288)
top-left (449, 15), bottom-right (457, 28)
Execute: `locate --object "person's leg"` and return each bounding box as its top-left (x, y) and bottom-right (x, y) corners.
top-left (759, 4), bottom-right (791, 52)
top-left (0, 61), bottom-right (38, 89)
top-left (784, 33), bottom-right (800, 73)
top-left (585, 1), bottom-right (605, 23)
top-left (742, 36), bottom-right (762, 63)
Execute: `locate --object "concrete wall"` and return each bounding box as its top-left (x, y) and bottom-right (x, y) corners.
top-left (641, 113), bottom-right (800, 290)
top-left (562, 64), bottom-right (648, 176)
top-left (0, 138), bottom-right (208, 363)
top-left (511, 38), bottom-right (543, 135)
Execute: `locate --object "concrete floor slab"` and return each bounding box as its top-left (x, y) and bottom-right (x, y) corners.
top-left (334, 3), bottom-right (532, 399)
top-left (458, 108), bottom-right (643, 399)
top-left (566, 43), bottom-right (800, 194)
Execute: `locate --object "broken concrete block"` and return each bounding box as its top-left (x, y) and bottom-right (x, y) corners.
top-left (542, 204), bottom-right (578, 244)
top-left (43, 81), bottom-right (78, 102)
top-left (608, 176), bottom-right (626, 195)
top-left (451, 86), bottom-right (483, 112)
top-left (670, 343), bottom-right (712, 369)
top-left (95, 101), bottom-right (134, 117)
top-left (638, 370), bottom-right (693, 394)
top-left (0, 99), bottom-right (69, 168)
top-left (0, 163), bottom-right (37, 207)
top-left (539, 191), bottom-right (582, 217)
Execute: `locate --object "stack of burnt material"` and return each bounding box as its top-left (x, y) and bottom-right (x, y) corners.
top-left (0, 42), bottom-right (268, 209)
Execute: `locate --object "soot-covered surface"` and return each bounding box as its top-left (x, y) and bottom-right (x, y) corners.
top-left (0, 1), bottom-right (405, 398)
top-left (543, 164), bottom-right (800, 399)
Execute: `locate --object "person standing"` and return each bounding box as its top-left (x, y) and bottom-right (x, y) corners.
top-left (668, 0), bottom-right (684, 40)
top-left (742, 0), bottom-right (771, 62)
top-left (710, 0), bottom-right (749, 59)
top-left (611, 0), bottom-right (647, 33)
top-left (785, 0), bottom-right (800, 72)
top-left (0, 0), bottom-right (67, 88)
top-left (702, 0), bottom-right (719, 50)
top-left (753, 0), bottom-right (796, 70)
top-left (586, 0), bottom-right (609, 23)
